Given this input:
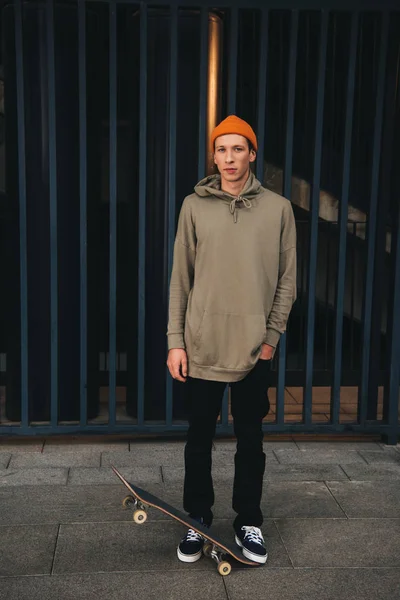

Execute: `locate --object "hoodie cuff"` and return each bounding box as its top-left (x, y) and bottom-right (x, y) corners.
top-left (263, 328), bottom-right (281, 348)
top-left (167, 334), bottom-right (186, 351)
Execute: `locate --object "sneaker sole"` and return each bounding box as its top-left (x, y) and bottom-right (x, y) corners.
top-left (177, 547), bottom-right (203, 563)
top-left (235, 535), bottom-right (268, 565)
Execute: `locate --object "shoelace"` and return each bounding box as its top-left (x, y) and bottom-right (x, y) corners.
top-left (185, 528), bottom-right (203, 543)
top-left (241, 526), bottom-right (264, 545)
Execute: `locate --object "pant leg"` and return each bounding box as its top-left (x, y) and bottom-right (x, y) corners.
top-left (183, 376), bottom-right (226, 526)
top-left (230, 359), bottom-right (272, 532)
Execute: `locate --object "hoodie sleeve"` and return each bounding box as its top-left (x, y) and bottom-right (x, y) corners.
top-left (263, 200), bottom-right (297, 353)
top-left (167, 197), bottom-right (197, 350)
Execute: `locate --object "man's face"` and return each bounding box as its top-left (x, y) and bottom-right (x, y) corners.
top-left (213, 134), bottom-right (256, 185)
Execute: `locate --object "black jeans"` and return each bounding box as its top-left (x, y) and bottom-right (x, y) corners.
top-left (183, 358), bottom-right (272, 533)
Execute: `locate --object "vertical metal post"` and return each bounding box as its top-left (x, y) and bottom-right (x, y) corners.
top-left (15, 0), bottom-right (29, 428)
top-left (358, 12), bottom-right (389, 424)
top-left (303, 10), bottom-right (328, 424)
top-left (256, 8), bottom-right (268, 183)
top-left (137, 2), bottom-right (147, 427)
top-left (331, 11), bottom-right (358, 424)
top-left (78, 0), bottom-right (88, 426)
top-left (228, 6), bottom-right (238, 115)
top-left (166, 1), bottom-right (178, 427)
top-left (46, 0), bottom-right (59, 427)
top-left (278, 9), bottom-right (298, 425)
top-left (109, 0), bottom-right (117, 427)
top-left (198, 5), bottom-right (208, 181)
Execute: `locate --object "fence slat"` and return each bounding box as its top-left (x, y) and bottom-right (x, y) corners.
top-left (78, 0), bottom-right (88, 426)
top-left (198, 5), bottom-right (208, 180)
top-left (256, 7), bottom-right (269, 182)
top-left (278, 9), bottom-right (299, 426)
top-left (303, 10), bottom-right (329, 424)
top-left (15, 0), bottom-right (29, 428)
top-left (358, 11), bottom-right (389, 424)
top-left (166, 2), bottom-right (178, 427)
top-left (228, 6), bottom-right (238, 114)
top-left (331, 11), bottom-right (358, 423)
top-left (137, 2), bottom-right (147, 427)
top-left (108, 0), bottom-right (117, 427)
top-left (46, 0), bottom-right (59, 427)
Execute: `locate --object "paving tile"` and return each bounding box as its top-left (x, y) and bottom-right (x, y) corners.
top-left (0, 452), bottom-right (11, 468)
top-left (341, 463), bottom-right (400, 481)
top-left (378, 443), bottom-right (400, 452)
top-left (358, 450), bottom-right (400, 465)
top-left (0, 468), bottom-right (68, 486)
top-left (43, 441), bottom-right (129, 453)
top-left (52, 521), bottom-right (214, 574)
top-left (295, 442), bottom-right (383, 452)
top-left (326, 481), bottom-right (400, 518)
top-left (224, 568), bottom-right (400, 600)
top-left (263, 464), bottom-right (348, 481)
top-left (0, 524), bottom-right (58, 576)
top-left (273, 448), bottom-right (366, 465)
top-left (274, 518), bottom-right (400, 567)
top-left (262, 482), bottom-right (346, 518)
top-left (162, 465), bottom-right (235, 483)
top-left (68, 467), bottom-right (162, 485)
top-left (0, 442), bottom-right (44, 452)
top-left (102, 448), bottom-right (185, 468)
top-left (0, 483), bottom-right (165, 525)
top-left (8, 451), bottom-right (101, 469)
top-left (0, 571), bottom-right (228, 600)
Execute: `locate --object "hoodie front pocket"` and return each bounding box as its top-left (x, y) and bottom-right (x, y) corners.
top-left (193, 312), bottom-right (266, 370)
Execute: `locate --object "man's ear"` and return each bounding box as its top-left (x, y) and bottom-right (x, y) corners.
top-left (250, 150), bottom-right (257, 163)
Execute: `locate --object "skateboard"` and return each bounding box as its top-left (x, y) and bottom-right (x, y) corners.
top-left (112, 465), bottom-right (259, 576)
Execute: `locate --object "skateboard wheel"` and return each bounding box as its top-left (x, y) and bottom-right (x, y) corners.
top-left (122, 495), bottom-right (135, 508)
top-left (133, 509), bottom-right (147, 524)
top-left (203, 542), bottom-right (213, 557)
top-left (218, 562), bottom-right (231, 576)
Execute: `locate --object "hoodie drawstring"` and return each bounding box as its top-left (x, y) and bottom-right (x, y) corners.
top-left (229, 196), bottom-right (252, 223)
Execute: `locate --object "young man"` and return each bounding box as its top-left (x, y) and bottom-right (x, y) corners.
top-left (166, 115), bottom-right (297, 565)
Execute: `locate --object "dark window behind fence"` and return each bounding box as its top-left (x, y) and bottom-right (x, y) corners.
top-left (0, 0), bottom-right (399, 441)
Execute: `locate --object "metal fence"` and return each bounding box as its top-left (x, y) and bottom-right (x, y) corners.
top-left (0, 0), bottom-right (399, 441)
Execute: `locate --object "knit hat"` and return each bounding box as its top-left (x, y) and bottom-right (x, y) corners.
top-left (210, 115), bottom-right (258, 152)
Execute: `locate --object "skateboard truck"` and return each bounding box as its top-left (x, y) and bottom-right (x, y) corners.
top-left (203, 542), bottom-right (232, 576)
top-left (122, 495), bottom-right (148, 524)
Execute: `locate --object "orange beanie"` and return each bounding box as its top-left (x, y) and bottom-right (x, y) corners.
top-left (210, 115), bottom-right (258, 152)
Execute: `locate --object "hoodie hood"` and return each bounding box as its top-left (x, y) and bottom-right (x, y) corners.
top-left (194, 172), bottom-right (263, 223)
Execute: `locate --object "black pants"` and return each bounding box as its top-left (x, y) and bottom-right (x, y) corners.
top-left (183, 358), bottom-right (272, 533)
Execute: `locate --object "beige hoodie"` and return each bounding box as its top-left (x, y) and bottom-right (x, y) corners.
top-left (167, 172), bottom-right (297, 382)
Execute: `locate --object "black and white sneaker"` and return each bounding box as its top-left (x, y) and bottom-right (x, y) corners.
top-left (177, 527), bottom-right (205, 563)
top-left (235, 526), bottom-right (268, 564)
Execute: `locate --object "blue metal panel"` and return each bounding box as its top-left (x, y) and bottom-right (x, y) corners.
top-left (166, 2), bottom-right (178, 427)
top-left (198, 5), bottom-right (208, 181)
top-left (46, 0), bottom-right (59, 427)
top-left (331, 12), bottom-right (358, 423)
top-left (228, 6), bottom-right (238, 115)
top-left (79, 0), bottom-right (400, 10)
top-left (108, 0), bottom-right (117, 427)
top-left (256, 8), bottom-right (269, 183)
top-left (137, 2), bottom-right (148, 427)
top-left (358, 12), bottom-right (389, 425)
top-left (279, 9), bottom-right (299, 425)
top-left (303, 10), bottom-right (329, 424)
top-left (14, 0), bottom-right (29, 428)
top-left (78, 0), bottom-right (88, 426)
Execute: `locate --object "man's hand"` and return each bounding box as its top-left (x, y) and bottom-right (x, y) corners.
top-left (260, 343), bottom-right (274, 360)
top-left (167, 349), bottom-right (188, 382)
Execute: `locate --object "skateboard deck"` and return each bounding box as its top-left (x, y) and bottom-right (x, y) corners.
top-left (112, 465), bottom-right (259, 576)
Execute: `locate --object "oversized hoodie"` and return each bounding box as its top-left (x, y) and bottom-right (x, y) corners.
top-left (167, 172), bottom-right (297, 382)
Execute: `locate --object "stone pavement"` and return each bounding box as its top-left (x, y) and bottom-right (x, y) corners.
top-left (0, 437), bottom-right (400, 600)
